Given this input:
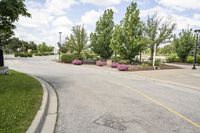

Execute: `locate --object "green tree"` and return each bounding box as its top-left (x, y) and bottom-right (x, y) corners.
top-left (90, 9), bottom-right (114, 59)
top-left (67, 25), bottom-right (88, 56)
top-left (144, 13), bottom-right (176, 59)
top-left (37, 42), bottom-right (53, 53)
top-left (5, 37), bottom-right (22, 52)
top-left (110, 2), bottom-right (144, 62)
top-left (158, 43), bottom-right (176, 55)
top-left (0, 0), bottom-right (30, 66)
top-left (174, 29), bottom-right (195, 62)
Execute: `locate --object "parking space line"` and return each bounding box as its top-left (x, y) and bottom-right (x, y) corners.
top-left (107, 80), bottom-right (200, 129)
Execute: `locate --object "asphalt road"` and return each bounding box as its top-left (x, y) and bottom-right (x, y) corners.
top-left (5, 56), bottom-right (200, 133)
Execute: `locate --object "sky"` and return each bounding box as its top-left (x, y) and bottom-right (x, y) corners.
top-left (14, 0), bottom-right (200, 46)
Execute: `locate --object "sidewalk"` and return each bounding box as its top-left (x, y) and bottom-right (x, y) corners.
top-left (133, 63), bottom-right (200, 88)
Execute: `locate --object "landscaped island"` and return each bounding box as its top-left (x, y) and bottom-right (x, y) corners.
top-left (0, 70), bottom-right (43, 133)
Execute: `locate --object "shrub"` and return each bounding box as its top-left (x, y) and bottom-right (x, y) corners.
top-left (187, 55), bottom-right (200, 63)
top-left (83, 59), bottom-right (96, 64)
top-left (14, 53), bottom-right (32, 57)
top-left (111, 56), bottom-right (122, 62)
top-left (61, 54), bottom-right (74, 63)
top-left (186, 56), bottom-right (193, 63)
top-left (155, 59), bottom-right (162, 66)
top-left (118, 60), bottom-right (130, 64)
top-left (166, 54), bottom-right (179, 63)
top-left (197, 55), bottom-right (200, 63)
top-left (72, 53), bottom-right (84, 60)
top-left (117, 64), bottom-right (128, 71)
top-left (72, 59), bottom-right (83, 65)
top-left (111, 62), bottom-right (118, 68)
top-left (96, 61), bottom-right (107, 66)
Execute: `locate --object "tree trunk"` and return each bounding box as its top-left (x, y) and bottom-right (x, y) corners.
top-left (0, 48), bottom-right (4, 67)
top-left (150, 47), bottom-right (154, 60)
top-left (139, 51), bottom-right (142, 63)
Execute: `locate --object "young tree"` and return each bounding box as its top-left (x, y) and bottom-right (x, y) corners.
top-left (144, 13), bottom-right (176, 60)
top-left (174, 29), bottom-right (195, 62)
top-left (90, 9), bottom-right (114, 59)
top-left (0, 0), bottom-right (30, 66)
top-left (67, 25), bottom-right (88, 56)
top-left (110, 2), bottom-right (144, 62)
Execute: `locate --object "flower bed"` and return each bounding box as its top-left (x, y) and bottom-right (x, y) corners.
top-left (111, 62), bottom-right (118, 68)
top-left (117, 64), bottom-right (128, 71)
top-left (96, 61), bottom-right (107, 66)
top-left (72, 59), bottom-right (83, 65)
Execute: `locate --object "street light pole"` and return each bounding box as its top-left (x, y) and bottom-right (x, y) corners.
top-left (58, 32), bottom-right (62, 61)
top-left (193, 29), bottom-right (200, 69)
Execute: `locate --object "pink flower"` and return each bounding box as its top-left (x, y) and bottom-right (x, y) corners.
top-left (96, 61), bottom-right (107, 66)
top-left (72, 59), bottom-right (83, 65)
top-left (111, 62), bottom-right (118, 68)
top-left (117, 64), bottom-right (128, 71)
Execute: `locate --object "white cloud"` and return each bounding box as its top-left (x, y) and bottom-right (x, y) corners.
top-left (141, 6), bottom-right (200, 31)
top-left (80, 0), bottom-right (123, 6)
top-left (156, 0), bottom-right (200, 11)
top-left (80, 10), bottom-right (102, 28)
top-left (14, 0), bottom-right (75, 45)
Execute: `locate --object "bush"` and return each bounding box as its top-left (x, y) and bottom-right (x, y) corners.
top-left (197, 55), bottom-right (200, 63)
top-left (34, 52), bottom-right (53, 56)
top-left (71, 53), bottom-right (82, 60)
top-left (83, 59), bottom-right (96, 64)
top-left (155, 59), bottom-right (162, 66)
top-left (117, 64), bottom-right (128, 71)
top-left (111, 62), bottom-right (118, 68)
top-left (14, 53), bottom-right (33, 57)
top-left (166, 54), bottom-right (179, 63)
top-left (118, 60), bottom-right (130, 64)
top-left (61, 54), bottom-right (74, 63)
top-left (72, 59), bottom-right (83, 65)
top-left (187, 55), bottom-right (200, 63)
top-left (111, 56), bottom-right (122, 62)
top-left (186, 56), bottom-right (193, 63)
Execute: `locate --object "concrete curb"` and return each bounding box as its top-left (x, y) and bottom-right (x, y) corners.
top-left (26, 77), bottom-right (58, 133)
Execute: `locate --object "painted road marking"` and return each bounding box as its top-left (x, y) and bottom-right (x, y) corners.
top-left (106, 80), bottom-right (200, 129)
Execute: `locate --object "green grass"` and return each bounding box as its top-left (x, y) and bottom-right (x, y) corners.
top-left (0, 70), bottom-right (43, 133)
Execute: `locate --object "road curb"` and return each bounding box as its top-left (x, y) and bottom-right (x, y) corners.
top-left (26, 76), bottom-right (58, 133)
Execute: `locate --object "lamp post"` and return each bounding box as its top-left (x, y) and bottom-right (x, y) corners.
top-left (192, 29), bottom-right (200, 69)
top-left (58, 32), bottom-right (62, 61)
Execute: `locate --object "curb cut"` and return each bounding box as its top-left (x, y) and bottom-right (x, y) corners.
top-left (26, 77), bottom-right (58, 133)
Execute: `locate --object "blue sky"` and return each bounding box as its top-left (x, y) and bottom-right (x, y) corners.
top-left (14, 0), bottom-right (200, 46)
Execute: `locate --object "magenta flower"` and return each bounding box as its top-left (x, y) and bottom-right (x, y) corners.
top-left (111, 62), bottom-right (118, 68)
top-left (72, 59), bottom-right (83, 65)
top-left (117, 64), bottom-right (128, 71)
top-left (96, 61), bottom-right (107, 66)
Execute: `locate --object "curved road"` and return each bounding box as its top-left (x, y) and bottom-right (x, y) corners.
top-left (5, 56), bottom-right (200, 133)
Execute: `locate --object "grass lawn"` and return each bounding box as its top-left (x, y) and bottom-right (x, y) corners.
top-left (0, 70), bottom-right (43, 133)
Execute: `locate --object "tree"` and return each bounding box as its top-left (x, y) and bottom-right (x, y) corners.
top-left (144, 13), bottom-right (176, 60)
top-left (110, 2), bottom-right (144, 62)
top-left (37, 42), bottom-right (53, 53)
top-left (67, 25), bottom-right (88, 56)
top-left (174, 29), bottom-right (195, 62)
top-left (90, 9), bottom-right (114, 59)
top-left (0, 0), bottom-right (30, 66)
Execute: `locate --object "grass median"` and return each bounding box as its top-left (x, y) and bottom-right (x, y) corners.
top-left (0, 70), bottom-right (43, 133)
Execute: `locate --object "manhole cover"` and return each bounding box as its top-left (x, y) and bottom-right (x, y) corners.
top-left (94, 113), bottom-right (133, 131)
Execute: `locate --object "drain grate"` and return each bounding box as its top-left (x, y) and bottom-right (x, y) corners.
top-left (94, 113), bottom-right (133, 131)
